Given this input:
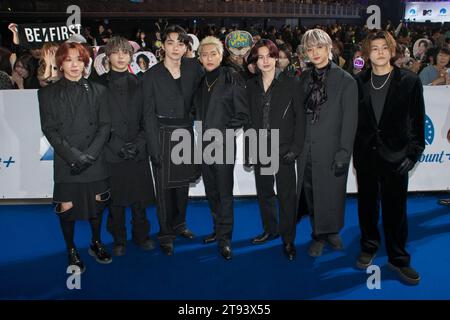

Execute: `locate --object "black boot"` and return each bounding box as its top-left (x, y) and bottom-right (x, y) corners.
top-left (283, 243), bottom-right (296, 261)
top-left (88, 241), bottom-right (113, 264)
top-left (203, 233), bottom-right (217, 244)
top-left (68, 248), bottom-right (85, 273)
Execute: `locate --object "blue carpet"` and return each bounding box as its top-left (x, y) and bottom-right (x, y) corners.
top-left (1, 194), bottom-right (450, 300)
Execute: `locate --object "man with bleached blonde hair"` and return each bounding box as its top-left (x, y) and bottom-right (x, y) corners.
top-left (198, 36), bottom-right (224, 57)
top-left (193, 36), bottom-right (249, 260)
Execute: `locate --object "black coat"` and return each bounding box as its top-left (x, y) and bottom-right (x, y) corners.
top-left (353, 66), bottom-right (425, 170)
top-left (246, 71), bottom-right (305, 159)
top-left (38, 77), bottom-right (111, 183)
top-left (194, 67), bottom-right (249, 130)
top-left (297, 62), bottom-right (358, 235)
top-left (142, 58), bottom-right (204, 159)
top-left (95, 72), bottom-right (148, 163)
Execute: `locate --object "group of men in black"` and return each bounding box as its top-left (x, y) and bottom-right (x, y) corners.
top-left (38, 25), bottom-right (425, 285)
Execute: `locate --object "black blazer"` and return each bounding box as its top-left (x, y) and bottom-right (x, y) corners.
top-left (142, 57), bottom-right (204, 158)
top-left (96, 72), bottom-right (148, 163)
top-left (353, 66), bottom-right (425, 170)
top-left (38, 78), bottom-right (111, 183)
top-left (193, 67), bottom-right (249, 130)
top-left (246, 71), bottom-right (305, 158)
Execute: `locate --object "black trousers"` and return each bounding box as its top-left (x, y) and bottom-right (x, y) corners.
top-left (254, 163), bottom-right (297, 244)
top-left (107, 202), bottom-right (150, 246)
top-left (201, 163), bottom-right (234, 247)
top-left (154, 166), bottom-right (189, 245)
top-left (356, 155), bottom-right (411, 268)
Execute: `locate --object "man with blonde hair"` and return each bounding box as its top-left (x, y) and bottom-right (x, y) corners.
top-left (193, 36), bottom-right (249, 260)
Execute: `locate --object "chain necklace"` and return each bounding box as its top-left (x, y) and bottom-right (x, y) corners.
top-left (371, 68), bottom-right (393, 90)
top-left (205, 77), bottom-right (219, 92)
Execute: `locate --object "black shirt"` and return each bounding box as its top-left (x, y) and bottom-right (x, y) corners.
top-left (256, 69), bottom-right (282, 129)
top-left (370, 71), bottom-right (392, 124)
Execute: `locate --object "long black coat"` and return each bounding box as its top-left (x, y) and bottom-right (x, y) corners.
top-left (38, 78), bottom-right (111, 183)
top-left (297, 63), bottom-right (358, 235)
top-left (353, 66), bottom-right (425, 170)
top-left (246, 71), bottom-right (305, 160)
top-left (95, 72), bottom-right (148, 163)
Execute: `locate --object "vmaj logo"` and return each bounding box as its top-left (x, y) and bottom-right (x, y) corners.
top-left (439, 8), bottom-right (447, 16)
top-left (408, 8), bottom-right (417, 16)
top-left (425, 115), bottom-right (434, 146)
top-left (40, 136), bottom-right (54, 161)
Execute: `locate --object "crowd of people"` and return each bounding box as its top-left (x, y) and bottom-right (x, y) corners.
top-left (1, 19), bottom-right (449, 90)
top-left (0, 17), bottom-right (449, 287)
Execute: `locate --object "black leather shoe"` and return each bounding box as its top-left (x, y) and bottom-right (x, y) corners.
top-left (388, 263), bottom-right (420, 285)
top-left (68, 248), bottom-right (85, 273)
top-left (251, 232), bottom-right (279, 245)
top-left (88, 241), bottom-right (112, 264)
top-left (178, 228), bottom-right (196, 239)
top-left (203, 233), bottom-right (217, 244)
top-left (220, 245), bottom-right (232, 260)
top-left (283, 243), bottom-right (296, 261)
top-left (326, 234), bottom-right (344, 250)
top-left (356, 252), bottom-right (376, 269)
top-left (160, 243), bottom-right (174, 256)
top-left (135, 237), bottom-right (155, 251)
top-left (113, 244), bottom-right (126, 257)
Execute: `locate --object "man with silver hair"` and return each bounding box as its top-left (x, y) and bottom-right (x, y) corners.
top-left (297, 28), bottom-right (358, 258)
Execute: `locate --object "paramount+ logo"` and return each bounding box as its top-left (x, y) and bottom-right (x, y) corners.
top-left (419, 115), bottom-right (450, 164)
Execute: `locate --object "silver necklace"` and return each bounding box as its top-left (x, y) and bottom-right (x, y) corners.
top-left (371, 69), bottom-right (392, 90)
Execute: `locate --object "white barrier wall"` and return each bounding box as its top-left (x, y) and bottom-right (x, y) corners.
top-left (0, 86), bottom-right (449, 199)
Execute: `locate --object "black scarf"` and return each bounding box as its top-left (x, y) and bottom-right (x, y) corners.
top-left (305, 62), bottom-right (330, 124)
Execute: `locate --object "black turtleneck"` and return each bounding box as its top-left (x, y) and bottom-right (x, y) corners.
top-left (201, 67), bottom-right (221, 120)
top-left (206, 66), bottom-right (221, 84)
top-left (109, 69), bottom-right (128, 81)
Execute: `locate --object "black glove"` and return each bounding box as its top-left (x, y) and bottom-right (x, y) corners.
top-left (396, 158), bottom-right (415, 175)
top-left (118, 142), bottom-right (140, 160)
top-left (151, 154), bottom-right (163, 168)
top-left (333, 161), bottom-right (349, 177)
top-left (70, 153), bottom-right (95, 175)
top-left (282, 151), bottom-right (297, 165)
top-left (227, 117), bottom-right (243, 129)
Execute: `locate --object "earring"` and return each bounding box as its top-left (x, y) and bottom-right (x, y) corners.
top-left (59, 67), bottom-right (63, 72)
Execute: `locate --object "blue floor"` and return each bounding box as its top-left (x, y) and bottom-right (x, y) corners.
top-left (1, 194), bottom-right (450, 300)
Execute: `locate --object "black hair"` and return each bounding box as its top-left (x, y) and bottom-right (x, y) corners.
top-left (137, 54), bottom-right (150, 66)
top-left (161, 25), bottom-right (190, 46)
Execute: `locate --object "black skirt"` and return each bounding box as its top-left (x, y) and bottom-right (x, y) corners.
top-left (53, 179), bottom-right (110, 221)
top-left (108, 159), bottom-right (156, 207)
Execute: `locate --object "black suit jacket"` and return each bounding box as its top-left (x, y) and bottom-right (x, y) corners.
top-left (38, 78), bottom-right (111, 183)
top-left (353, 66), bottom-right (425, 170)
top-left (95, 72), bottom-right (148, 163)
top-left (194, 67), bottom-right (249, 130)
top-left (246, 71), bottom-right (305, 158)
top-left (142, 58), bottom-right (204, 159)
